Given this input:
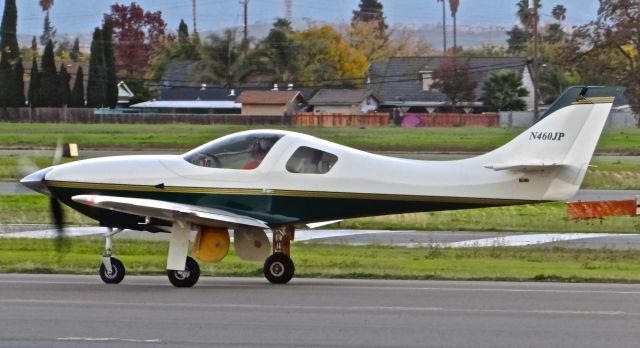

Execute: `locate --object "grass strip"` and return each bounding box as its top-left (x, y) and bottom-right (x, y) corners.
top-left (1, 238), bottom-right (640, 282)
top-left (0, 123), bottom-right (638, 154)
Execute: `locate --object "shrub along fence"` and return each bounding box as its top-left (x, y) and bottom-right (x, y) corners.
top-left (292, 112), bottom-right (390, 127)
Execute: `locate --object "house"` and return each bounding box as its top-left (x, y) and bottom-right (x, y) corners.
top-left (130, 86), bottom-right (242, 114)
top-left (117, 81), bottom-right (134, 107)
top-left (308, 89), bottom-right (379, 114)
top-left (235, 90), bottom-right (306, 116)
top-left (372, 56), bottom-right (533, 113)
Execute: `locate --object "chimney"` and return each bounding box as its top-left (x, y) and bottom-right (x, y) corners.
top-left (272, 83), bottom-right (279, 91)
top-left (287, 83), bottom-right (294, 91)
top-left (200, 83), bottom-right (207, 91)
top-left (229, 89), bottom-right (236, 97)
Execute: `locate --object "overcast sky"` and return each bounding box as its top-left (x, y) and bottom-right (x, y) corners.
top-left (15, 0), bottom-right (599, 36)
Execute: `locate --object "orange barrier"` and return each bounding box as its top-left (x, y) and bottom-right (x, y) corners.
top-left (292, 112), bottom-right (389, 127)
top-left (566, 199), bottom-right (638, 219)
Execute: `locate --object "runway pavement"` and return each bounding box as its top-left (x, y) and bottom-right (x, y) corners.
top-left (0, 274), bottom-right (639, 348)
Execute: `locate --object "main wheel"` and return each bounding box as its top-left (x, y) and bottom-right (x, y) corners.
top-left (99, 257), bottom-right (125, 284)
top-left (263, 252), bottom-right (294, 284)
top-left (167, 256), bottom-right (200, 288)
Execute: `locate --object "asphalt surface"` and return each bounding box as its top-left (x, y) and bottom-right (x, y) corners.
top-left (0, 274), bottom-right (639, 348)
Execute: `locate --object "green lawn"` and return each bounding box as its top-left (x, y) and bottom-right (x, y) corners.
top-left (1, 123), bottom-right (639, 153)
top-left (1, 195), bottom-right (637, 233)
top-left (1, 238), bottom-right (640, 282)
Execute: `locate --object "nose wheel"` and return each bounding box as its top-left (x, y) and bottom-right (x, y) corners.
top-left (99, 228), bottom-right (126, 284)
top-left (99, 257), bottom-right (125, 284)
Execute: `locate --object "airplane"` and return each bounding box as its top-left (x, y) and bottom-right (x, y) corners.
top-left (20, 86), bottom-right (617, 287)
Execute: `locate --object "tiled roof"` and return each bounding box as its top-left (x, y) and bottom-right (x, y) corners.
top-left (374, 56), bottom-right (529, 105)
top-left (308, 89), bottom-right (377, 105)
top-left (235, 90), bottom-right (304, 104)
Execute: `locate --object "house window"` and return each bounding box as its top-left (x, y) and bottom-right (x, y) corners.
top-left (183, 133), bottom-right (283, 170)
top-left (286, 146), bottom-right (338, 174)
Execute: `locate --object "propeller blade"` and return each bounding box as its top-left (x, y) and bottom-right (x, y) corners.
top-left (53, 139), bottom-right (64, 166)
top-left (50, 198), bottom-right (68, 251)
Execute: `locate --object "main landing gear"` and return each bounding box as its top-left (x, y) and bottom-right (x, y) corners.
top-left (263, 226), bottom-right (295, 284)
top-left (167, 256), bottom-right (200, 287)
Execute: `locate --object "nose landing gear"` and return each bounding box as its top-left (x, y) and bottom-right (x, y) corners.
top-left (99, 228), bottom-right (125, 284)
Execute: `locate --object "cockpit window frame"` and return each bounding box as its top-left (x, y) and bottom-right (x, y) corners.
top-left (183, 133), bottom-right (284, 170)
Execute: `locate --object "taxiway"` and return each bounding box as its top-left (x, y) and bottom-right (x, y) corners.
top-left (0, 274), bottom-right (638, 347)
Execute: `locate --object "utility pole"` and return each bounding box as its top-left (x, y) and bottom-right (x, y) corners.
top-left (239, 0), bottom-right (249, 56)
top-left (437, 0), bottom-right (447, 53)
top-left (531, 0), bottom-right (539, 120)
top-left (192, 0), bottom-right (197, 33)
top-left (285, 0), bottom-right (292, 21)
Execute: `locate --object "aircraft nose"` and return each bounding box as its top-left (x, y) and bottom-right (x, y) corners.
top-left (20, 166), bottom-right (54, 196)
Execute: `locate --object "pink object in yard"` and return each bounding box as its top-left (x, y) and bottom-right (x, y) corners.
top-left (401, 114), bottom-right (424, 127)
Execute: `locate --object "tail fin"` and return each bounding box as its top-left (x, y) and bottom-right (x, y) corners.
top-left (479, 86), bottom-right (619, 200)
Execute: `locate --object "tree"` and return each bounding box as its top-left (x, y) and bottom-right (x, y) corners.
top-left (346, 22), bottom-right (433, 62)
top-left (105, 2), bottom-right (167, 77)
top-left (543, 23), bottom-right (565, 44)
top-left (103, 21), bottom-right (118, 108)
top-left (431, 55), bottom-right (477, 111)
top-left (28, 58), bottom-right (40, 107)
top-left (54, 37), bottom-right (71, 58)
top-left (177, 19), bottom-right (199, 60)
top-left (449, 0), bottom-right (460, 49)
top-left (516, 0), bottom-right (540, 30)
top-left (39, 0), bottom-right (54, 11)
top-left (294, 25), bottom-right (368, 86)
top-left (0, 0), bottom-right (19, 60)
top-left (251, 18), bottom-right (299, 83)
top-left (70, 37), bottom-right (80, 61)
top-left (200, 29), bottom-right (251, 87)
top-left (87, 27), bottom-right (107, 107)
top-left (552, 4), bottom-right (567, 25)
top-left (572, 0), bottom-right (640, 125)
top-left (31, 36), bottom-right (37, 52)
top-left (39, 11), bottom-right (56, 46)
top-left (481, 70), bottom-right (529, 111)
top-left (351, 0), bottom-right (388, 36)
top-left (39, 40), bottom-right (61, 106)
top-left (59, 63), bottom-right (71, 106)
top-left (70, 66), bottom-right (85, 107)
top-left (506, 25), bottom-right (531, 53)
top-left (0, 0), bottom-right (24, 107)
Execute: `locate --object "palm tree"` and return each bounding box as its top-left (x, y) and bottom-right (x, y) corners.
top-left (201, 29), bottom-right (254, 87)
top-left (516, 0), bottom-right (540, 30)
top-left (448, 0), bottom-right (459, 50)
top-left (551, 4), bottom-right (567, 25)
top-left (481, 70), bottom-right (529, 111)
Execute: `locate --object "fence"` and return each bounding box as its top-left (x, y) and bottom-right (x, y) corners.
top-left (499, 110), bottom-right (639, 128)
top-left (0, 107), bottom-right (289, 125)
top-left (403, 113), bottom-right (499, 127)
top-left (292, 112), bottom-right (389, 127)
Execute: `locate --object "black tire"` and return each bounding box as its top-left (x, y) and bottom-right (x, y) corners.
top-left (167, 256), bottom-right (200, 288)
top-left (263, 253), bottom-right (295, 284)
top-left (99, 257), bottom-right (125, 284)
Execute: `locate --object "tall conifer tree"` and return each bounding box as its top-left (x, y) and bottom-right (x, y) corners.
top-left (28, 58), bottom-right (40, 107)
top-left (87, 27), bottom-right (107, 107)
top-left (70, 66), bottom-right (84, 107)
top-left (103, 22), bottom-right (118, 108)
top-left (0, 0), bottom-right (23, 107)
top-left (40, 40), bottom-right (61, 106)
top-left (59, 63), bottom-right (71, 106)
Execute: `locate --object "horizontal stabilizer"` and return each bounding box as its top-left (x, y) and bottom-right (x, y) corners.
top-left (483, 162), bottom-right (566, 171)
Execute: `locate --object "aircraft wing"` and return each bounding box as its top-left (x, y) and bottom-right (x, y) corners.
top-left (72, 194), bottom-right (269, 229)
